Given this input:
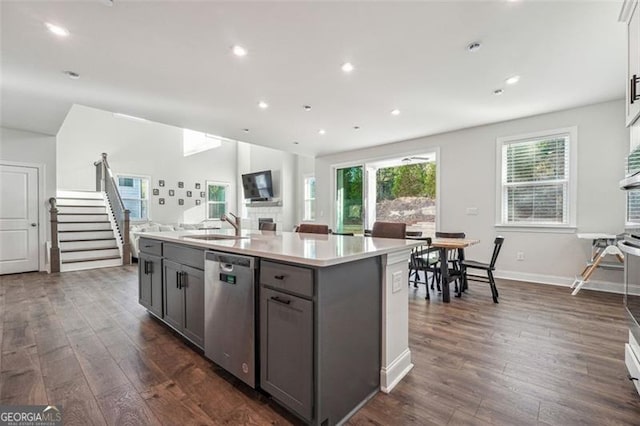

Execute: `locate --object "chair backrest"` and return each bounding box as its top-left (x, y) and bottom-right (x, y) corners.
top-left (371, 221), bottom-right (407, 239)
top-left (332, 231), bottom-right (355, 236)
top-left (409, 237), bottom-right (434, 268)
top-left (405, 231), bottom-right (423, 237)
top-left (436, 231), bottom-right (466, 260)
top-left (259, 222), bottom-right (277, 231)
top-left (489, 237), bottom-right (505, 268)
top-left (297, 223), bottom-right (330, 234)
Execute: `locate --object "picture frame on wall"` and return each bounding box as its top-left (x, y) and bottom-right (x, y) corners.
top-left (195, 199), bottom-right (201, 205)
top-left (159, 198), bottom-right (165, 205)
top-left (200, 191), bottom-right (205, 198)
top-left (195, 183), bottom-right (201, 189)
top-left (186, 191), bottom-right (192, 197)
top-left (153, 189), bottom-right (159, 196)
top-left (178, 181), bottom-right (184, 188)
top-left (159, 180), bottom-right (165, 187)
top-left (178, 199), bottom-right (184, 205)
top-left (169, 190), bottom-right (175, 196)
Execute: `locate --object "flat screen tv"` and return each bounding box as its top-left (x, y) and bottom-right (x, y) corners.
top-left (242, 170), bottom-right (274, 201)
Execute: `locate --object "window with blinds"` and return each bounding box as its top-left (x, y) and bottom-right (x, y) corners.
top-left (500, 133), bottom-right (571, 225)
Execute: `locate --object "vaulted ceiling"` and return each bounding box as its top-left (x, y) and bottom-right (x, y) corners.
top-left (0, 1), bottom-right (625, 156)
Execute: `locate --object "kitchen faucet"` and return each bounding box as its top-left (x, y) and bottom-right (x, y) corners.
top-left (222, 212), bottom-right (242, 236)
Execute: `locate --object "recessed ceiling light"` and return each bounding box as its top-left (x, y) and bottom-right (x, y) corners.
top-left (63, 71), bottom-right (80, 79)
top-left (232, 45), bottom-right (247, 57)
top-left (293, 141), bottom-right (300, 145)
top-left (353, 126), bottom-right (360, 130)
top-left (341, 62), bottom-right (355, 73)
top-left (391, 109), bottom-right (401, 116)
top-left (467, 42), bottom-right (481, 52)
top-left (242, 128), bottom-right (250, 132)
top-left (319, 129), bottom-right (326, 135)
top-left (303, 105), bottom-right (312, 111)
top-left (493, 89), bottom-right (504, 96)
top-left (45, 22), bottom-right (69, 37)
top-left (113, 113), bottom-right (148, 122)
top-left (258, 101), bottom-right (269, 109)
top-left (505, 75), bottom-right (520, 85)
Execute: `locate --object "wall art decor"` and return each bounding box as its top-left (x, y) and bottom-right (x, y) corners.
top-left (152, 189), bottom-right (159, 196)
top-left (178, 199), bottom-right (184, 205)
top-left (200, 191), bottom-right (205, 198)
top-left (195, 183), bottom-right (201, 189)
top-left (186, 191), bottom-right (192, 197)
top-left (178, 181), bottom-right (184, 188)
top-left (159, 180), bottom-right (165, 187)
top-left (159, 198), bottom-right (165, 205)
top-left (195, 199), bottom-right (201, 205)
top-left (169, 190), bottom-right (175, 196)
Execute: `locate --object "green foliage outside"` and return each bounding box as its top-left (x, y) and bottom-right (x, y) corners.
top-left (376, 163), bottom-right (436, 202)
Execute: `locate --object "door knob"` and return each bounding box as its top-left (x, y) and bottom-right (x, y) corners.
top-left (30, 223), bottom-right (37, 227)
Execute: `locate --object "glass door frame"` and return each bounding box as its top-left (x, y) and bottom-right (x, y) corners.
top-left (332, 163), bottom-right (367, 234)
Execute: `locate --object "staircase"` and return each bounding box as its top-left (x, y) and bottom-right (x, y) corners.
top-left (56, 190), bottom-right (122, 272)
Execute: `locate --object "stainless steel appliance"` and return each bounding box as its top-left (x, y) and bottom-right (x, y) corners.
top-left (204, 251), bottom-right (257, 388)
top-left (619, 235), bottom-right (640, 344)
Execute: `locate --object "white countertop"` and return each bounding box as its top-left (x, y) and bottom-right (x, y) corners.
top-left (139, 229), bottom-right (422, 267)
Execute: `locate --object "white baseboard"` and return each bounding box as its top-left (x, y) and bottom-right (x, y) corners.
top-left (494, 270), bottom-right (624, 294)
top-left (380, 348), bottom-right (413, 394)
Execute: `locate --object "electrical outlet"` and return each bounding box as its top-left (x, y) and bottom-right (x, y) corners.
top-left (392, 271), bottom-right (403, 293)
top-left (466, 207), bottom-right (478, 215)
top-left (517, 251), bottom-right (525, 261)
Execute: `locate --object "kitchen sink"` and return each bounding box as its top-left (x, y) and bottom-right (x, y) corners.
top-left (182, 234), bottom-right (247, 241)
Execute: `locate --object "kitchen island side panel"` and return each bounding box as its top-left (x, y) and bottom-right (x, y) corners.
top-left (316, 256), bottom-right (382, 425)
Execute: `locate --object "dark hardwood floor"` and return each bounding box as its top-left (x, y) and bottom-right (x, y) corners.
top-left (1, 266), bottom-right (639, 425)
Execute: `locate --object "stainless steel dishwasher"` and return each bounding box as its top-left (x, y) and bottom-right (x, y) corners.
top-left (204, 251), bottom-right (257, 388)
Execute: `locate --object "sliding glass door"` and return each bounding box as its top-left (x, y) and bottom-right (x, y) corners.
top-left (335, 165), bottom-right (364, 234)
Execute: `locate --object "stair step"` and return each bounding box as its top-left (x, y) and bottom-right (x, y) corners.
top-left (62, 255), bottom-right (121, 264)
top-left (59, 230), bottom-right (115, 241)
top-left (58, 222), bottom-right (112, 231)
top-left (58, 214), bottom-right (109, 222)
top-left (61, 248), bottom-right (121, 261)
top-left (60, 239), bottom-right (118, 251)
top-left (61, 257), bottom-right (122, 272)
top-left (56, 198), bottom-right (105, 207)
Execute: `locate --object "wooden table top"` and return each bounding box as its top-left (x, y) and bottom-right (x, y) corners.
top-left (430, 238), bottom-right (480, 249)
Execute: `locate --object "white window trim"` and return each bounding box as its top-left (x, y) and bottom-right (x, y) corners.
top-left (205, 181), bottom-right (230, 221)
top-left (116, 173), bottom-right (150, 222)
top-left (495, 126), bottom-right (578, 231)
top-left (303, 174), bottom-right (316, 222)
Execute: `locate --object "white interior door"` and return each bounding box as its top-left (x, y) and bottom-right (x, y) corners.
top-left (0, 164), bottom-right (39, 274)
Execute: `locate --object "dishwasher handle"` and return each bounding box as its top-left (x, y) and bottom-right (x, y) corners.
top-left (270, 295), bottom-right (291, 305)
top-left (205, 251), bottom-right (255, 269)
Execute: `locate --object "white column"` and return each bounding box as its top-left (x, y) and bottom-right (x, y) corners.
top-left (380, 249), bottom-right (413, 393)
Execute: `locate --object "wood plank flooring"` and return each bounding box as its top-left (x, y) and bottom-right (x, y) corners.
top-left (1, 266), bottom-right (639, 425)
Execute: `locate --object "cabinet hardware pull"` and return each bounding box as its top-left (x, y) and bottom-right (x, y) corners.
top-left (274, 275), bottom-right (286, 280)
top-left (180, 271), bottom-right (186, 289)
top-left (144, 261), bottom-right (149, 275)
top-left (629, 375), bottom-right (639, 382)
top-left (144, 245), bottom-right (153, 248)
top-left (177, 271), bottom-right (181, 289)
top-left (632, 75), bottom-right (640, 104)
top-left (271, 296), bottom-right (291, 305)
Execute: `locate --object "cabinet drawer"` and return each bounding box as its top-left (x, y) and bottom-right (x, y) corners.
top-left (139, 238), bottom-right (163, 256)
top-left (164, 243), bottom-right (204, 270)
top-left (260, 260), bottom-right (313, 298)
top-left (625, 343), bottom-right (640, 395)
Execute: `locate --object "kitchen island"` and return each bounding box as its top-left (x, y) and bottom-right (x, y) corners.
top-left (136, 229), bottom-right (420, 425)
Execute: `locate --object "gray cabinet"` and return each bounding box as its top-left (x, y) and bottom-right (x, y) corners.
top-left (138, 252), bottom-right (163, 317)
top-left (162, 259), bottom-right (205, 348)
top-left (260, 286), bottom-right (313, 421)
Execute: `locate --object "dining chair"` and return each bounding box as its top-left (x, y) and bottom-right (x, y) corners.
top-left (460, 237), bottom-right (504, 303)
top-left (434, 231), bottom-right (466, 293)
top-left (371, 222), bottom-right (407, 239)
top-left (297, 223), bottom-right (330, 234)
top-left (259, 222), bottom-right (277, 231)
top-left (408, 237), bottom-right (440, 300)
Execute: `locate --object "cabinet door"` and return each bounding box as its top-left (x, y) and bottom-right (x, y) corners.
top-left (139, 253), bottom-right (153, 310)
top-left (628, 0), bottom-right (640, 126)
top-left (147, 254), bottom-right (163, 317)
top-left (260, 287), bottom-right (313, 421)
top-left (163, 260), bottom-right (184, 331)
top-left (182, 265), bottom-right (205, 348)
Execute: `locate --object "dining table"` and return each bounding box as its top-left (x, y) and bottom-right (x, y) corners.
top-left (409, 237), bottom-right (480, 303)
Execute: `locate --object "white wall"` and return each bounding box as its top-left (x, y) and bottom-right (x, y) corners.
top-left (57, 105), bottom-right (238, 224)
top-left (315, 100), bottom-right (628, 291)
top-left (0, 126), bottom-right (57, 271)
